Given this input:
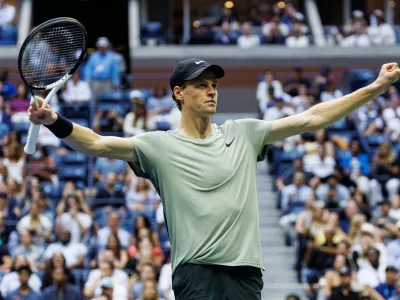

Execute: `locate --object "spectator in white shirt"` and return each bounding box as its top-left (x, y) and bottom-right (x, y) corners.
top-left (320, 79), bottom-right (343, 102)
top-left (124, 91), bottom-right (152, 137)
top-left (303, 144), bottom-right (336, 179)
top-left (256, 69), bottom-right (285, 111)
top-left (17, 200), bottom-right (53, 245)
top-left (286, 24), bottom-right (309, 48)
top-left (159, 258), bottom-right (174, 300)
top-left (368, 9), bottom-right (396, 46)
top-left (281, 172), bottom-right (313, 213)
top-left (43, 229), bottom-right (87, 269)
top-left (97, 212), bottom-right (131, 249)
top-left (261, 15), bottom-right (290, 44)
top-left (62, 71), bottom-right (92, 103)
top-left (341, 20), bottom-right (371, 47)
top-left (0, 0), bottom-right (15, 28)
top-left (56, 194), bottom-right (93, 244)
top-left (357, 247), bottom-right (386, 287)
top-left (263, 97), bottom-right (295, 121)
top-left (290, 84), bottom-right (311, 113)
top-left (237, 22), bottom-right (260, 48)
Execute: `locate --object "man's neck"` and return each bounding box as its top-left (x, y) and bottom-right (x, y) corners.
top-left (177, 112), bottom-right (212, 140)
top-left (19, 285), bottom-right (30, 295)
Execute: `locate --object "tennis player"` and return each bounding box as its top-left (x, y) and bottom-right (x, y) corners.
top-left (28, 59), bottom-right (400, 299)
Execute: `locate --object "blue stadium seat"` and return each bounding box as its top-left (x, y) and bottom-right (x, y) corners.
top-left (58, 165), bottom-right (87, 182)
top-left (97, 103), bottom-right (129, 116)
top-left (99, 90), bottom-right (130, 102)
top-left (0, 123), bottom-right (10, 140)
top-left (70, 119), bottom-right (89, 127)
top-left (13, 122), bottom-right (30, 132)
top-left (62, 104), bottom-right (90, 119)
top-left (41, 182), bottom-right (61, 198)
top-left (0, 27), bottom-right (18, 44)
top-left (58, 151), bottom-right (88, 165)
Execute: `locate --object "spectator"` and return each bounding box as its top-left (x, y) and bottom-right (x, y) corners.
top-left (256, 69), bottom-right (285, 111)
top-left (43, 229), bottom-right (87, 270)
top-left (357, 247), bottom-right (386, 287)
top-left (388, 278), bottom-right (400, 300)
top-left (374, 266), bottom-right (398, 299)
top-left (41, 252), bottom-right (76, 290)
top-left (320, 79), bottom-right (343, 102)
top-left (5, 265), bottom-right (42, 300)
top-left (42, 266), bottom-right (81, 300)
top-left (61, 70), bottom-right (92, 103)
top-left (358, 100), bottom-right (384, 136)
top-left (126, 178), bottom-right (157, 211)
top-left (105, 233), bottom-right (128, 269)
top-left (0, 0), bottom-right (15, 29)
top-left (286, 23), bottom-right (309, 48)
top-left (326, 26), bottom-right (344, 46)
top-left (329, 267), bottom-right (360, 300)
top-left (290, 84), bottom-right (312, 113)
top-left (2, 143), bottom-right (25, 184)
top-left (86, 37), bottom-right (120, 99)
top-left (98, 277), bottom-right (114, 300)
top-left (56, 194), bottom-right (93, 244)
top-left (263, 97), bottom-right (295, 121)
top-left (124, 91), bottom-right (150, 137)
top-left (188, 26), bottom-right (214, 45)
top-left (23, 144), bottom-right (57, 184)
top-left (261, 15), bottom-right (290, 44)
top-left (0, 95), bottom-right (12, 130)
top-left (93, 157), bottom-right (127, 183)
top-left (158, 256), bottom-right (174, 300)
top-left (97, 212), bottom-right (131, 249)
top-left (84, 259), bottom-right (129, 300)
top-left (382, 96), bottom-right (400, 142)
top-left (17, 200), bottom-right (53, 245)
top-left (303, 144), bottom-right (336, 179)
top-left (92, 108), bottom-right (124, 133)
top-left (323, 254), bottom-right (356, 298)
top-left (284, 67), bottom-right (311, 97)
top-left (316, 174), bottom-right (351, 208)
top-left (147, 85), bottom-right (175, 131)
top-left (13, 230), bottom-right (45, 271)
top-left (0, 191), bottom-right (18, 222)
top-left (9, 83), bottom-right (30, 123)
top-left (368, 9), bottom-right (396, 46)
top-left (132, 262), bottom-right (163, 299)
top-left (140, 279), bottom-right (164, 300)
top-left (386, 221), bottom-right (400, 269)
top-left (213, 21), bottom-right (238, 45)
top-left (286, 295), bottom-right (301, 300)
top-left (94, 172), bottom-right (126, 210)
top-left (237, 22), bottom-right (260, 48)
top-left (215, 6), bottom-right (239, 30)
top-left (0, 255), bottom-right (42, 297)
top-left (341, 20), bottom-right (371, 47)
top-left (276, 158), bottom-right (314, 192)
top-left (281, 171), bottom-right (313, 214)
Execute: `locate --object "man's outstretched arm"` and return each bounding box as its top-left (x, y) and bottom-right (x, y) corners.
top-left (28, 96), bottom-right (136, 162)
top-left (265, 62), bottom-right (400, 144)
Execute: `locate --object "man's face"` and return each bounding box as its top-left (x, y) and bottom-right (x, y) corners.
top-left (141, 265), bottom-right (155, 281)
top-left (386, 270), bottom-right (398, 285)
top-left (177, 72), bottom-right (218, 116)
top-left (108, 213), bottom-right (120, 229)
top-left (19, 270), bottom-right (31, 285)
top-left (340, 274), bottom-right (352, 288)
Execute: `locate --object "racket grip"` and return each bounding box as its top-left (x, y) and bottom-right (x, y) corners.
top-left (24, 124), bottom-right (41, 154)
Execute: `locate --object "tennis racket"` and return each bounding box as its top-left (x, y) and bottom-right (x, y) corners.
top-left (18, 17), bottom-right (87, 154)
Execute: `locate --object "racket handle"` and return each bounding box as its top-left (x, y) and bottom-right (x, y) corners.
top-left (24, 124), bottom-right (41, 154)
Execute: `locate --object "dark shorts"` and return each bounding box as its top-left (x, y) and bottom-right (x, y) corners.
top-left (172, 263), bottom-right (264, 300)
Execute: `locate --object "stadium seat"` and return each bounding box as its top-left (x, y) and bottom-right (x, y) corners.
top-left (58, 151), bottom-right (88, 165)
top-left (62, 104), bottom-right (90, 119)
top-left (0, 124), bottom-right (10, 140)
top-left (97, 103), bottom-right (129, 116)
top-left (98, 90), bottom-right (130, 102)
top-left (0, 27), bottom-right (18, 44)
top-left (13, 122), bottom-right (31, 133)
top-left (58, 165), bottom-right (87, 182)
top-left (70, 118), bottom-right (89, 127)
top-left (41, 182), bottom-right (61, 198)
top-left (141, 22), bottom-right (166, 45)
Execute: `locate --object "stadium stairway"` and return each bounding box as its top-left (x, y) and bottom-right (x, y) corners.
top-left (258, 162), bottom-right (305, 300)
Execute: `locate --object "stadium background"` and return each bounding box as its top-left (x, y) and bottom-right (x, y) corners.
top-left (0, 0), bottom-right (400, 299)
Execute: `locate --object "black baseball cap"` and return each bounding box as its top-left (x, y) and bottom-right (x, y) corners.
top-left (169, 58), bottom-right (225, 90)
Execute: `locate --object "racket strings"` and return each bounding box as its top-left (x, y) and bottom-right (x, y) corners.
top-left (21, 24), bottom-right (85, 88)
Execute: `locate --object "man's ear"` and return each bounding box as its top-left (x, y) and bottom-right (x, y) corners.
top-left (174, 86), bottom-right (184, 100)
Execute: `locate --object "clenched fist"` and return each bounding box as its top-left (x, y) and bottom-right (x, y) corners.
top-left (374, 62), bottom-right (400, 95)
top-left (27, 96), bottom-right (58, 125)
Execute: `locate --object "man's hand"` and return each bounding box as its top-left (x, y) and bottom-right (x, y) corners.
top-left (374, 63), bottom-right (400, 95)
top-left (27, 96), bottom-right (58, 125)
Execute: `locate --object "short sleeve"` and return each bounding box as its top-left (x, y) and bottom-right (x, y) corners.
top-left (129, 132), bottom-right (159, 180)
top-left (234, 119), bottom-right (272, 161)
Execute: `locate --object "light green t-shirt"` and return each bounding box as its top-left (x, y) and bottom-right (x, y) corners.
top-left (129, 118), bottom-right (272, 273)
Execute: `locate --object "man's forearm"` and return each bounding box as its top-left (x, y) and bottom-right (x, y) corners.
top-left (308, 83), bottom-right (381, 130)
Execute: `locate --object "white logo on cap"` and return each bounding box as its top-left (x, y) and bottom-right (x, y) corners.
top-left (195, 60), bottom-right (204, 64)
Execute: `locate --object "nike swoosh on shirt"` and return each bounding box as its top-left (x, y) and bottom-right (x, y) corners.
top-left (195, 61), bottom-right (204, 64)
top-left (225, 138), bottom-right (235, 147)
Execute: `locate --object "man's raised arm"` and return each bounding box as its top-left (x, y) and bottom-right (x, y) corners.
top-left (28, 97), bottom-right (136, 162)
top-left (265, 62), bottom-right (400, 144)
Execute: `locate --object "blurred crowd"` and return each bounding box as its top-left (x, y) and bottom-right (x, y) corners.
top-left (0, 36), bottom-right (179, 300)
top-left (0, 0), bottom-right (18, 44)
top-left (260, 67), bottom-right (400, 299)
top-left (186, 2), bottom-right (311, 48)
top-left (326, 9), bottom-right (397, 47)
